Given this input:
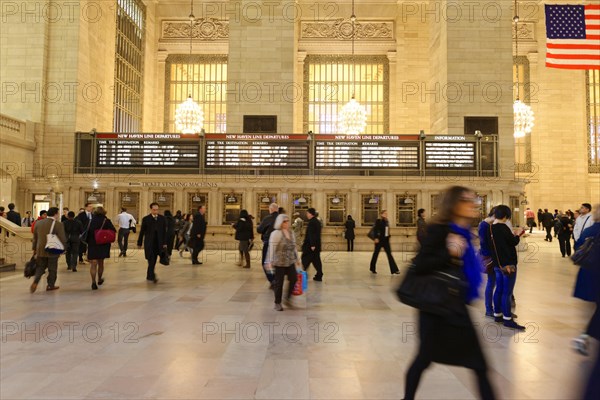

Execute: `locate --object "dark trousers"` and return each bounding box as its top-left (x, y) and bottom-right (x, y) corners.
top-left (493, 266), bottom-right (517, 319)
top-left (78, 241), bottom-right (87, 262)
top-left (405, 352), bottom-right (495, 400)
top-left (146, 253), bottom-right (158, 280)
top-left (192, 240), bottom-right (204, 264)
top-left (166, 233), bottom-right (175, 256)
top-left (302, 248), bottom-right (323, 279)
top-left (65, 239), bottom-right (80, 269)
top-left (370, 238), bottom-right (399, 273)
top-left (346, 239), bottom-right (354, 252)
top-left (273, 264), bottom-right (297, 304)
top-left (34, 257), bottom-right (59, 287)
top-left (545, 226), bottom-right (553, 241)
top-left (558, 235), bottom-right (572, 256)
top-left (118, 228), bottom-right (130, 255)
top-left (526, 218), bottom-right (534, 233)
top-left (261, 241), bottom-right (274, 282)
top-left (485, 269), bottom-right (496, 314)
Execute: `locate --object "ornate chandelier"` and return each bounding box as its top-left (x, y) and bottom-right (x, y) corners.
top-left (338, 0), bottom-right (367, 135)
top-left (513, 100), bottom-right (534, 138)
top-left (174, 0), bottom-right (204, 135)
top-left (512, 0), bottom-right (534, 138)
top-left (339, 98), bottom-right (367, 135)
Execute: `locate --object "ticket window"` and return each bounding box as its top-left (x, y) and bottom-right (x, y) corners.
top-left (257, 194), bottom-right (277, 221)
top-left (326, 194), bottom-right (347, 226)
top-left (153, 192), bottom-right (174, 212)
top-left (119, 192), bottom-right (140, 221)
top-left (361, 194), bottom-right (382, 226)
top-left (291, 193), bottom-right (312, 221)
top-left (85, 191), bottom-right (106, 208)
top-left (430, 194), bottom-right (442, 218)
top-left (396, 194), bottom-right (417, 227)
top-left (223, 193), bottom-right (243, 225)
top-left (188, 193), bottom-right (209, 215)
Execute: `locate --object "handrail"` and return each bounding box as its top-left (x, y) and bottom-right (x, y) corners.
top-left (0, 217), bottom-right (33, 240)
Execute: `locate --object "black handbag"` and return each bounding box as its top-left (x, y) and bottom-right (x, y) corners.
top-left (24, 256), bottom-right (37, 278)
top-left (159, 252), bottom-right (170, 266)
top-left (396, 264), bottom-right (467, 318)
top-left (367, 226), bottom-right (376, 240)
top-left (571, 231), bottom-right (600, 267)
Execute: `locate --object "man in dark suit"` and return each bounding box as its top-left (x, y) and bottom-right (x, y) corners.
top-left (542, 208), bottom-right (554, 242)
top-left (6, 203), bottom-right (21, 226)
top-left (302, 207), bottom-right (323, 281)
top-left (137, 202), bottom-right (167, 283)
top-left (76, 203), bottom-right (94, 263)
top-left (190, 205), bottom-right (207, 265)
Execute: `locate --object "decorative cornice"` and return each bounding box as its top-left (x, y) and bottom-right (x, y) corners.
top-left (162, 18), bottom-right (229, 41)
top-left (301, 19), bottom-right (393, 40)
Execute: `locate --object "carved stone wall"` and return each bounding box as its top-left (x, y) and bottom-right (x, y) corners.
top-left (162, 18), bottom-right (228, 41)
top-left (301, 19), bottom-right (393, 40)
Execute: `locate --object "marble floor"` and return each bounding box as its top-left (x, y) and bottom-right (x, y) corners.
top-left (0, 230), bottom-right (596, 399)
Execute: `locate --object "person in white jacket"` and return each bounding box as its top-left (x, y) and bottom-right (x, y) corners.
top-left (574, 203), bottom-right (594, 241)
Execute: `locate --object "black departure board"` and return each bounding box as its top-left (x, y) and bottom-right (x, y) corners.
top-left (95, 134), bottom-right (200, 168)
top-left (204, 134), bottom-right (309, 168)
top-left (424, 140), bottom-right (475, 169)
top-left (314, 135), bottom-right (419, 169)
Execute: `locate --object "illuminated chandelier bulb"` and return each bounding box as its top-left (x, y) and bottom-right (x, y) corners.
top-left (513, 99), bottom-right (534, 138)
top-left (338, 97), bottom-right (367, 135)
top-left (175, 95), bottom-right (204, 134)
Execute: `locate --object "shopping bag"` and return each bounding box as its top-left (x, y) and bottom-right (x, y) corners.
top-left (45, 220), bottom-right (65, 255)
top-left (292, 273), bottom-right (303, 296)
top-left (300, 270), bottom-right (308, 291)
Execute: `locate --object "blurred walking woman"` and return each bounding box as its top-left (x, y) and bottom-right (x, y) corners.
top-left (86, 207), bottom-right (116, 290)
top-left (233, 209), bottom-right (254, 268)
top-left (266, 214), bottom-right (299, 311)
top-left (403, 186), bottom-right (495, 400)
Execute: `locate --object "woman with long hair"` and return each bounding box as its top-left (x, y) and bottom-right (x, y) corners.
top-left (265, 214), bottom-right (300, 311)
top-left (85, 206), bottom-right (116, 290)
top-left (403, 186), bottom-right (495, 400)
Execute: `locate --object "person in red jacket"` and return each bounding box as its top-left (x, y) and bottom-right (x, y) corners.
top-left (30, 210), bottom-right (47, 233)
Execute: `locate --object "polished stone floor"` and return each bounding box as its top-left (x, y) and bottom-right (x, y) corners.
top-left (0, 229), bottom-right (596, 399)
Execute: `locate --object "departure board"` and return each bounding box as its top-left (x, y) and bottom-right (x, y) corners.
top-left (314, 135), bottom-right (419, 169)
top-left (424, 141), bottom-right (476, 169)
top-left (95, 134), bottom-right (200, 168)
top-left (204, 134), bottom-right (309, 168)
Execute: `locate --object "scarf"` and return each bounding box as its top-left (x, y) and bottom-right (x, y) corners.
top-left (450, 223), bottom-right (482, 303)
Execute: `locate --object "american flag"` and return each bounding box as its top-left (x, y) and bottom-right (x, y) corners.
top-left (545, 4), bottom-right (600, 70)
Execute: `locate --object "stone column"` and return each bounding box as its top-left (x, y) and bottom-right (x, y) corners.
top-left (387, 51), bottom-right (397, 133)
top-left (295, 51), bottom-right (307, 133)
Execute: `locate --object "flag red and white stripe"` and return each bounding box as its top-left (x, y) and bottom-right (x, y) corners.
top-left (545, 4), bottom-right (600, 70)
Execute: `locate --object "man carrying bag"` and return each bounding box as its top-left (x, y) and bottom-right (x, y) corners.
top-left (30, 207), bottom-right (67, 293)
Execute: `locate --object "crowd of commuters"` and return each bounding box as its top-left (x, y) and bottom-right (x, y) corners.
top-left (2, 191), bottom-right (599, 398)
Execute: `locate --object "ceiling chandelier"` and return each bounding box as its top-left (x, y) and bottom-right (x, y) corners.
top-left (338, 0), bottom-right (367, 135)
top-left (174, 0), bottom-right (204, 135)
top-left (513, 0), bottom-right (534, 138)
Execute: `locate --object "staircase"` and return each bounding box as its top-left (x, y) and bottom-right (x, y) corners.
top-left (0, 257), bottom-right (16, 272)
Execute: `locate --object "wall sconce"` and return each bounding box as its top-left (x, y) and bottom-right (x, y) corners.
top-left (403, 192), bottom-right (414, 204)
top-left (226, 194), bottom-right (238, 203)
top-left (297, 194), bottom-right (307, 203)
top-left (157, 193), bottom-right (167, 202)
top-left (331, 194), bottom-right (341, 204)
top-left (419, 130), bottom-right (426, 140)
top-left (192, 194), bottom-right (202, 202)
top-left (261, 194), bottom-right (271, 203)
top-left (122, 193), bottom-right (132, 202)
top-left (474, 130), bottom-right (483, 139)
